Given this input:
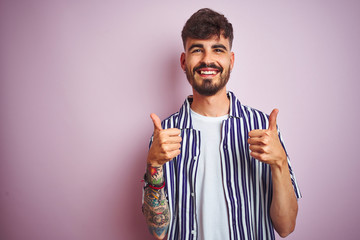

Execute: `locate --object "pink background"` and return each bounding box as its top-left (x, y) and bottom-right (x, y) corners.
top-left (1, 0), bottom-right (360, 239)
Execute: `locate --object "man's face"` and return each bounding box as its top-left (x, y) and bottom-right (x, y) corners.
top-left (181, 35), bottom-right (234, 96)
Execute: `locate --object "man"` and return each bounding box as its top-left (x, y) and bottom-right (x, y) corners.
top-left (142, 8), bottom-right (301, 240)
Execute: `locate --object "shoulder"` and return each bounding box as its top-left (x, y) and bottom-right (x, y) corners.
top-left (160, 112), bottom-right (180, 129)
top-left (228, 91), bottom-right (269, 121)
top-left (240, 104), bottom-right (269, 119)
top-left (238, 104), bottom-right (270, 130)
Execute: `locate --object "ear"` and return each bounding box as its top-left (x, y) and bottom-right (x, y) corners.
top-left (180, 52), bottom-right (186, 71)
top-left (230, 52), bottom-right (235, 71)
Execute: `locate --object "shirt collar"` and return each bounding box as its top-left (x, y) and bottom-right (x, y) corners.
top-left (176, 91), bottom-right (243, 130)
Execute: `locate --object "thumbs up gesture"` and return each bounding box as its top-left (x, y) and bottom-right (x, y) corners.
top-left (247, 109), bottom-right (287, 167)
top-left (147, 113), bottom-right (182, 167)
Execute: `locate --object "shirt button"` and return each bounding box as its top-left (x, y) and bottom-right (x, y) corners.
top-left (191, 230), bottom-right (196, 235)
top-left (191, 192), bottom-right (195, 197)
top-left (193, 156), bottom-right (197, 161)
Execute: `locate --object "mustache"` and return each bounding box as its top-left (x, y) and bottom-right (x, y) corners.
top-left (193, 63), bottom-right (223, 73)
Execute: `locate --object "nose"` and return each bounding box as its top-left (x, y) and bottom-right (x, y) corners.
top-left (201, 50), bottom-right (213, 65)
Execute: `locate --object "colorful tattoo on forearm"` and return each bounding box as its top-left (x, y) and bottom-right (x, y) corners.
top-left (143, 182), bottom-right (170, 238)
top-left (146, 164), bottom-right (164, 186)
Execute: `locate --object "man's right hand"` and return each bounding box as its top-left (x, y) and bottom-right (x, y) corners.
top-left (147, 113), bottom-right (182, 167)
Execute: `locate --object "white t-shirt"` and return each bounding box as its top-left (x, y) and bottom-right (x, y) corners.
top-left (191, 109), bottom-right (230, 240)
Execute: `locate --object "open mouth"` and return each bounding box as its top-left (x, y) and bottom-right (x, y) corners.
top-left (195, 68), bottom-right (221, 78)
top-left (193, 64), bottom-right (223, 78)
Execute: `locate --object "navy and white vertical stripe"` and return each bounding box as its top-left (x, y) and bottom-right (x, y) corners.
top-left (148, 91), bottom-right (301, 240)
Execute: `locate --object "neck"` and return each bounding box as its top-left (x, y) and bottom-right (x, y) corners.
top-left (190, 88), bottom-right (230, 117)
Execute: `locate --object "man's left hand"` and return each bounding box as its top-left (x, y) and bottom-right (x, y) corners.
top-left (247, 109), bottom-right (287, 167)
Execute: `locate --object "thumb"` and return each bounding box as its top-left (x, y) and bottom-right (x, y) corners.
top-left (150, 113), bottom-right (162, 131)
top-left (268, 108), bottom-right (279, 131)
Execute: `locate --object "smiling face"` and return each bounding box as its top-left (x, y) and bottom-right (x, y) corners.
top-left (181, 35), bottom-right (234, 96)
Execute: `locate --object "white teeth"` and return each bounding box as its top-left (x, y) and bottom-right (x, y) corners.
top-left (200, 71), bottom-right (217, 75)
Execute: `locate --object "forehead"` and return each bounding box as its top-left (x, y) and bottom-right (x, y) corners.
top-left (185, 35), bottom-right (231, 51)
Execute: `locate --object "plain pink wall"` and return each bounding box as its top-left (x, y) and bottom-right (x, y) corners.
top-left (1, 0), bottom-right (360, 239)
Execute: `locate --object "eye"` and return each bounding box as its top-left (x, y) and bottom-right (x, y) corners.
top-left (215, 49), bottom-right (224, 53)
top-left (191, 49), bottom-right (202, 53)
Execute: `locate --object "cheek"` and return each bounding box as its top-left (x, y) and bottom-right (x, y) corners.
top-left (187, 57), bottom-right (201, 66)
top-left (222, 59), bottom-right (232, 69)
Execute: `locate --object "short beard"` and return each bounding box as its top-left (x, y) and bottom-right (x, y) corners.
top-left (185, 65), bottom-right (231, 96)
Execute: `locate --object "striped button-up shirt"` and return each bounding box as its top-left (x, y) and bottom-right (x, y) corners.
top-left (150, 91), bottom-right (301, 240)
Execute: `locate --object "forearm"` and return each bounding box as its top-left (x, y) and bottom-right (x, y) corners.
top-left (142, 165), bottom-right (170, 239)
top-left (270, 161), bottom-right (298, 238)
top-left (143, 114), bottom-right (181, 239)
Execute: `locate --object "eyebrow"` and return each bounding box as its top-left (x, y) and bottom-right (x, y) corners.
top-left (188, 43), bottom-right (228, 52)
top-left (212, 44), bottom-right (227, 51)
top-left (188, 44), bottom-right (203, 51)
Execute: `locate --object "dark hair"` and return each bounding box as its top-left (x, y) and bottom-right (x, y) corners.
top-left (181, 8), bottom-right (234, 49)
